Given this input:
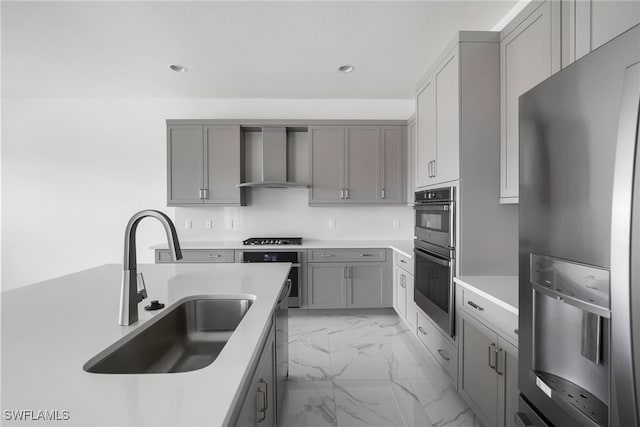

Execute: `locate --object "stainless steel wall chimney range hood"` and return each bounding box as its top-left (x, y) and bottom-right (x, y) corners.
top-left (237, 127), bottom-right (308, 188)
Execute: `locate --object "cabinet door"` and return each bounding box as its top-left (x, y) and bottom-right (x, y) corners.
top-left (397, 270), bottom-right (407, 318)
top-left (167, 125), bottom-right (204, 205)
top-left (392, 265), bottom-right (406, 317)
top-left (590, 1), bottom-right (640, 51)
top-left (498, 337), bottom-right (518, 427)
top-left (459, 312), bottom-right (499, 427)
top-left (348, 263), bottom-right (386, 308)
top-left (307, 263), bottom-right (347, 308)
top-left (344, 126), bottom-right (380, 203)
top-left (380, 126), bottom-right (404, 204)
top-left (405, 272), bottom-right (417, 330)
top-left (234, 327), bottom-right (275, 427)
top-left (406, 117), bottom-right (416, 203)
top-left (416, 80), bottom-right (436, 188)
top-left (434, 51), bottom-right (460, 185)
top-left (309, 126), bottom-right (344, 204)
top-left (500, 0), bottom-right (560, 202)
top-left (204, 125), bottom-right (242, 205)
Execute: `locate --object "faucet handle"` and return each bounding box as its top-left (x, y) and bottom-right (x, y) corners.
top-left (136, 273), bottom-right (148, 302)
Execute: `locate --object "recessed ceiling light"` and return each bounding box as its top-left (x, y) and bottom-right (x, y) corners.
top-left (338, 65), bottom-right (354, 73)
top-left (169, 64), bottom-right (188, 73)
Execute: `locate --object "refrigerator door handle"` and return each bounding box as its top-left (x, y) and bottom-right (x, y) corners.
top-left (610, 60), bottom-right (640, 427)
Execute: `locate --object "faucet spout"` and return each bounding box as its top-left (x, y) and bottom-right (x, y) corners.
top-left (119, 210), bottom-right (182, 325)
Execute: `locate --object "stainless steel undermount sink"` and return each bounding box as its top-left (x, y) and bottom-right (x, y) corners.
top-left (84, 297), bottom-right (254, 374)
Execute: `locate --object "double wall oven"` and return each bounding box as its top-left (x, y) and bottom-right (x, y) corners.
top-left (414, 187), bottom-right (456, 337)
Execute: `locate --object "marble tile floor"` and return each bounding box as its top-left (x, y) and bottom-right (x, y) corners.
top-left (279, 308), bottom-right (483, 427)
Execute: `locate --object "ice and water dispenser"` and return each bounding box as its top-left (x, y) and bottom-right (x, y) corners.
top-left (530, 254), bottom-right (610, 426)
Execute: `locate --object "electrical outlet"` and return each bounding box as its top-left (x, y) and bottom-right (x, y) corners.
top-left (225, 218), bottom-right (234, 229)
top-left (392, 219), bottom-right (399, 229)
top-left (205, 220), bottom-right (212, 229)
top-left (184, 220), bottom-right (192, 230)
top-left (329, 219), bottom-right (336, 229)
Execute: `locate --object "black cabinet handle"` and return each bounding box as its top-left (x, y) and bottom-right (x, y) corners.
top-left (467, 300), bottom-right (484, 311)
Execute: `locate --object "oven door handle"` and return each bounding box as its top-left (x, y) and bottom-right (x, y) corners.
top-left (414, 202), bottom-right (453, 209)
top-left (278, 279), bottom-right (292, 304)
top-left (414, 247), bottom-right (450, 267)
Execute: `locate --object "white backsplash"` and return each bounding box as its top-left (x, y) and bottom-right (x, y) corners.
top-left (175, 188), bottom-right (413, 241)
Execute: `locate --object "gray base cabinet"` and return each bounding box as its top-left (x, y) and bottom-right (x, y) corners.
top-left (457, 285), bottom-right (518, 427)
top-left (458, 312), bottom-right (518, 427)
top-left (234, 320), bottom-right (276, 427)
top-left (392, 251), bottom-right (416, 330)
top-left (306, 249), bottom-right (389, 309)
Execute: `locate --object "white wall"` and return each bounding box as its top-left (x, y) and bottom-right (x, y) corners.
top-left (1, 97), bottom-right (413, 291)
top-left (176, 188), bottom-right (413, 242)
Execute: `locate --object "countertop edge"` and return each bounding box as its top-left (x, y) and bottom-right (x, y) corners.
top-left (454, 276), bottom-right (519, 315)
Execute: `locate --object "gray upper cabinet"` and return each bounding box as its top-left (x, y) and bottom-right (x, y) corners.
top-left (562, 0), bottom-right (640, 66)
top-left (309, 124), bottom-right (405, 205)
top-left (415, 32), bottom-right (500, 192)
top-left (416, 49), bottom-right (459, 187)
top-left (380, 126), bottom-right (405, 204)
top-left (308, 126), bottom-right (344, 204)
top-left (204, 125), bottom-right (243, 205)
top-left (344, 126), bottom-right (380, 203)
top-left (167, 124), bottom-right (243, 206)
top-left (167, 125), bottom-right (205, 205)
top-left (415, 81), bottom-right (437, 188)
top-left (499, 0), bottom-right (561, 203)
top-left (406, 116), bottom-right (416, 204)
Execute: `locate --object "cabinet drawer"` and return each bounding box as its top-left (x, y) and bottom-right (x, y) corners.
top-left (309, 248), bottom-right (385, 262)
top-left (461, 288), bottom-right (518, 344)
top-left (394, 250), bottom-right (414, 274)
top-left (417, 310), bottom-right (458, 384)
top-left (156, 249), bottom-right (235, 263)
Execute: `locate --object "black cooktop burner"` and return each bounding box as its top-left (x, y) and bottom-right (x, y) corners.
top-left (242, 237), bottom-right (303, 246)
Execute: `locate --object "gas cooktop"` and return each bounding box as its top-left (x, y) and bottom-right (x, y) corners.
top-left (242, 237), bottom-right (303, 246)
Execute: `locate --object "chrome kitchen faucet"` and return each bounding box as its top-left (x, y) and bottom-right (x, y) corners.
top-left (119, 210), bottom-right (182, 325)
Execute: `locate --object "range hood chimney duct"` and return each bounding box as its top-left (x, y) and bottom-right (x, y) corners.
top-left (237, 127), bottom-right (308, 188)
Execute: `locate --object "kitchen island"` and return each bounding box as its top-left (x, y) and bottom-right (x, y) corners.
top-left (1, 263), bottom-right (290, 426)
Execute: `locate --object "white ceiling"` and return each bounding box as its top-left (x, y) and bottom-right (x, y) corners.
top-left (2, 1), bottom-right (518, 99)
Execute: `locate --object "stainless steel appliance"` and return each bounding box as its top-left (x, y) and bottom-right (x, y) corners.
top-left (241, 250), bottom-right (301, 308)
top-left (414, 187), bottom-right (456, 336)
top-left (242, 237), bottom-right (303, 246)
top-left (518, 24), bottom-right (640, 427)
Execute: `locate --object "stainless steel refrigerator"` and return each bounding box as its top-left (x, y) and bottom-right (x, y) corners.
top-left (518, 24), bottom-right (640, 427)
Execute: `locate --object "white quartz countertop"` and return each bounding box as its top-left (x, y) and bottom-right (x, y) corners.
top-left (1, 263), bottom-right (291, 426)
top-left (453, 275), bottom-right (519, 315)
top-left (151, 239), bottom-right (415, 259)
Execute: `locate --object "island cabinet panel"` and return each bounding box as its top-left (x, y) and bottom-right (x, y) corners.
top-left (167, 124), bottom-right (244, 206)
top-left (234, 320), bottom-right (276, 427)
top-left (167, 125), bottom-right (204, 205)
top-left (500, 0), bottom-right (561, 203)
